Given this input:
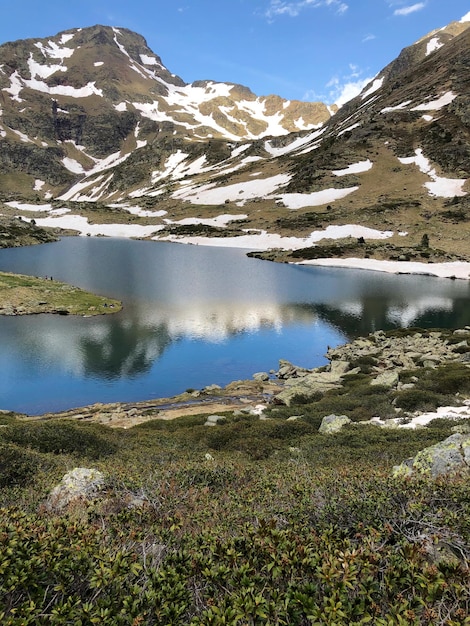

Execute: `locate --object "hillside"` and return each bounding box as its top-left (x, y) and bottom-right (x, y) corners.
top-left (0, 19), bottom-right (469, 268)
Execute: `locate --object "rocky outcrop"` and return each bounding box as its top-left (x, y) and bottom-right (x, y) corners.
top-left (272, 328), bottom-right (470, 407)
top-left (326, 329), bottom-right (470, 377)
top-left (393, 433), bottom-right (470, 478)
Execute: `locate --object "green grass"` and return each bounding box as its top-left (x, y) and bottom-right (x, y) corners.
top-left (0, 271), bottom-right (122, 316)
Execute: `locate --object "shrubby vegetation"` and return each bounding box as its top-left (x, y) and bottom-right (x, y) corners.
top-left (1, 361), bottom-right (470, 624)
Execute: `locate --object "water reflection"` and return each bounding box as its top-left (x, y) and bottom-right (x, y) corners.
top-left (0, 238), bottom-right (468, 413)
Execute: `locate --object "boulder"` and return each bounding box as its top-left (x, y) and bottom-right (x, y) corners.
top-left (45, 467), bottom-right (105, 512)
top-left (319, 414), bottom-right (351, 434)
top-left (370, 370), bottom-right (399, 388)
top-left (253, 372), bottom-right (269, 381)
top-left (393, 434), bottom-right (470, 478)
top-left (204, 414), bottom-right (226, 426)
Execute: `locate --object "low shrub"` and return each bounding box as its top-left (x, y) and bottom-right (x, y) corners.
top-left (0, 444), bottom-right (47, 487)
top-left (393, 388), bottom-right (445, 412)
top-left (1, 421), bottom-right (118, 459)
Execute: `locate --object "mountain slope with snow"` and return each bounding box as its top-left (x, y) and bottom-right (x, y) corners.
top-left (0, 19), bottom-right (469, 267)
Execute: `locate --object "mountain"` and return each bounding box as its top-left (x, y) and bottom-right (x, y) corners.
top-left (0, 19), bottom-right (469, 264)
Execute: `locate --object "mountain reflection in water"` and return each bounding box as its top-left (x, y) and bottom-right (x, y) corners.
top-left (0, 238), bottom-right (468, 414)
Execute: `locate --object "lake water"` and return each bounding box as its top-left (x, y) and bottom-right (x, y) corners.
top-left (0, 237), bottom-right (469, 414)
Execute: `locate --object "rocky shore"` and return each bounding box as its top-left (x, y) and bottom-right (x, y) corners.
top-left (8, 327), bottom-right (470, 431)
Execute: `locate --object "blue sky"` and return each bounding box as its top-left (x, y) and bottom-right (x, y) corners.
top-left (0, 1), bottom-right (469, 105)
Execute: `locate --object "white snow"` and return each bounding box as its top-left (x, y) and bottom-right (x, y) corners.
top-left (172, 174), bottom-right (290, 205)
top-left (398, 148), bottom-right (467, 198)
top-left (34, 40), bottom-right (74, 61)
top-left (121, 206), bottom-right (167, 218)
top-left (61, 157), bottom-right (85, 174)
top-left (3, 71), bottom-right (24, 101)
top-left (381, 100), bottom-right (412, 113)
top-left (298, 257), bottom-right (470, 280)
top-left (25, 214), bottom-right (163, 238)
top-left (60, 34), bottom-right (74, 45)
top-left (140, 54), bottom-right (159, 65)
top-left (338, 122), bottom-right (361, 137)
top-left (276, 187), bottom-right (359, 209)
top-left (114, 102), bottom-right (128, 112)
top-left (167, 214), bottom-right (247, 228)
top-left (264, 127), bottom-right (326, 157)
top-left (391, 403), bottom-right (470, 429)
top-left (422, 114), bottom-right (433, 122)
top-left (411, 91), bottom-right (457, 111)
top-left (155, 224), bottom-right (394, 250)
top-left (460, 11), bottom-right (470, 22)
top-left (361, 77), bottom-right (384, 99)
top-left (28, 54), bottom-right (66, 79)
top-left (332, 160), bottom-right (373, 176)
top-left (12, 129), bottom-right (32, 143)
top-left (7, 202), bottom-right (54, 212)
top-left (94, 61), bottom-right (104, 67)
top-left (33, 179), bottom-right (45, 191)
top-left (426, 37), bottom-right (443, 56)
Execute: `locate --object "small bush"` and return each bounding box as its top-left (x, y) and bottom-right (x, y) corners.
top-left (394, 389), bottom-right (444, 412)
top-left (0, 444), bottom-right (45, 487)
top-left (1, 421), bottom-right (117, 459)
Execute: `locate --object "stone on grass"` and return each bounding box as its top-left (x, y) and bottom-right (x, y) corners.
top-left (45, 467), bottom-right (105, 512)
top-left (204, 415), bottom-right (225, 427)
top-left (319, 414), bottom-right (351, 434)
top-left (393, 434), bottom-right (470, 478)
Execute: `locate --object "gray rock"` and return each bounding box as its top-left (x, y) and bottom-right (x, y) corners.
top-left (371, 370), bottom-right (399, 388)
top-left (274, 373), bottom-right (341, 406)
top-left (393, 434), bottom-right (470, 478)
top-left (319, 414), bottom-right (351, 434)
top-left (329, 360), bottom-right (350, 376)
top-left (204, 384), bottom-right (222, 393)
top-left (253, 372), bottom-right (269, 381)
top-left (45, 467), bottom-right (105, 512)
top-left (204, 414), bottom-right (226, 426)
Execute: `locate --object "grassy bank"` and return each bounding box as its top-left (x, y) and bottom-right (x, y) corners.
top-left (0, 271), bottom-right (122, 316)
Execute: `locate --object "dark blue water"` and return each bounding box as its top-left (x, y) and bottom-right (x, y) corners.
top-left (0, 237), bottom-right (468, 414)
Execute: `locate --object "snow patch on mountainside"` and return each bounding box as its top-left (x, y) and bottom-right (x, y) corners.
top-left (411, 91), bottom-right (457, 111)
top-left (172, 174), bottom-right (291, 205)
top-left (398, 149), bottom-right (467, 197)
top-left (426, 37), bottom-right (444, 56)
top-left (275, 187), bottom-right (359, 209)
top-left (361, 77), bottom-right (384, 100)
top-left (332, 160), bottom-right (372, 176)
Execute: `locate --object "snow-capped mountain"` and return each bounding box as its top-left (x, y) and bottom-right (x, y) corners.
top-left (0, 17), bottom-right (469, 265)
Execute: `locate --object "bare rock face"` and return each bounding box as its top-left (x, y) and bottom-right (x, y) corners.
top-left (45, 467), bottom-right (105, 513)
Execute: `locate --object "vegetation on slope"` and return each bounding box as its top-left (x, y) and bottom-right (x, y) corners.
top-left (1, 349), bottom-right (470, 624)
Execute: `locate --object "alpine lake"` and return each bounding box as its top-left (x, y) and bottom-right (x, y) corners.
top-left (0, 236), bottom-right (469, 415)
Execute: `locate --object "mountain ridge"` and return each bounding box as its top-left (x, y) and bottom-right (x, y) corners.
top-left (0, 19), bottom-right (469, 267)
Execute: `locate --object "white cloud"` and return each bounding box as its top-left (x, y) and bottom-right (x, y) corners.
top-left (393, 2), bottom-right (426, 16)
top-left (334, 78), bottom-right (372, 106)
top-left (322, 64), bottom-right (373, 106)
top-left (362, 33), bottom-right (376, 42)
top-left (265, 0), bottom-right (348, 19)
